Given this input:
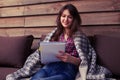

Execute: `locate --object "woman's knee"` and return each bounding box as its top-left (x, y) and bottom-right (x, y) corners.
top-left (31, 69), bottom-right (48, 80)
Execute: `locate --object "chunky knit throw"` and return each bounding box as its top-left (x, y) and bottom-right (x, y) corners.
top-left (6, 28), bottom-right (115, 80)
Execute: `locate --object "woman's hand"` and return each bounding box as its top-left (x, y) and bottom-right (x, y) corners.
top-left (56, 51), bottom-right (81, 66)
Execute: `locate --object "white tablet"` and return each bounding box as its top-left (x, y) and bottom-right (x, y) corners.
top-left (40, 42), bottom-right (65, 64)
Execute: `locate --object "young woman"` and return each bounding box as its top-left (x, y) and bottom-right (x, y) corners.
top-left (31, 4), bottom-right (81, 80)
top-left (6, 4), bottom-right (114, 80)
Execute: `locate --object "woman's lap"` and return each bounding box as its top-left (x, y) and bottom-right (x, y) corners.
top-left (31, 73), bottom-right (68, 80)
top-left (31, 62), bottom-right (78, 80)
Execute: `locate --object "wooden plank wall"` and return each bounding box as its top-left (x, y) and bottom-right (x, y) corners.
top-left (0, 0), bottom-right (120, 48)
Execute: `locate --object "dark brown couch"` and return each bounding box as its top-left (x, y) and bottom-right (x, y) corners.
top-left (0, 34), bottom-right (120, 80)
top-left (0, 35), bottom-right (34, 80)
top-left (89, 34), bottom-right (120, 80)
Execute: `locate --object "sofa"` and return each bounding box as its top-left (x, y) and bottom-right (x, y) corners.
top-left (0, 33), bottom-right (120, 80)
top-left (0, 35), bottom-right (34, 80)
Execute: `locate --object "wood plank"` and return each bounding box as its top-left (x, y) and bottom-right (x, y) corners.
top-left (81, 12), bottom-right (120, 25)
top-left (25, 16), bottom-right (57, 27)
top-left (81, 26), bottom-right (120, 36)
top-left (0, 0), bottom-right (120, 17)
top-left (0, 28), bottom-right (25, 36)
top-left (0, 12), bottom-right (119, 28)
top-left (0, 8), bottom-right (1, 16)
top-left (6, 28), bottom-right (25, 36)
top-left (1, 6), bottom-right (24, 17)
top-left (0, 29), bottom-right (8, 36)
top-left (24, 0), bottom-right (120, 16)
top-left (0, 26), bottom-right (120, 37)
top-left (25, 27), bottom-right (55, 37)
top-left (24, 3), bottom-right (59, 16)
top-left (0, 17), bottom-right (24, 27)
top-left (113, 0), bottom-right (120, 11)
top-left (75, 0), bottom-right (120, 12)
top-left (0, 0), bottom-right (23, 7)
top-left (25, 12), bottom-right (120, 27)
top-left (0, 27), bottom-right (54, 37)
top-left (0, 0), bottom-right (64, 7)
top-left (23, 0), bottom-right (63, 5)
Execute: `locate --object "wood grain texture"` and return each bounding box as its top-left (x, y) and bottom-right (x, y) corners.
top-left (0, 0), bottom-right (120, 17)
top-left (81, 12), bottom-right (120, 25)
top-left (0, 26), bottom-right (120, 37)
top-left (0, 12), bottom-right (119, 27)
top-left (0, 0), bottom-right (23, 7)
top-left (24, 16), bottom-right (56, 27)
top-left (0, 17), bottom-right (24, 27)
top-left (25, 12), bottom-right (120, 27)
top-left (0, 27), bottom-right (54, 37)
top-left (0, 0), bottom-right (64, 7)
top-left (0, 0), bottom-right (120, 50)
top-left (81, 26), bottom-right (120, 36)
top-left (23, 0), bottom-right (63, 5)
top-left (1, 6), bottom-right (24, 17)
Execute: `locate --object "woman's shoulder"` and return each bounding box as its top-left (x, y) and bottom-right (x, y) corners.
top-left (73, 31), bottom-right (90, 44)
top-left (74, 30), bottom-right (87, 38)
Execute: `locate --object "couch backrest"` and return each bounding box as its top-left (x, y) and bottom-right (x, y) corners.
top-left (90, 33), bottom-right (120, 78)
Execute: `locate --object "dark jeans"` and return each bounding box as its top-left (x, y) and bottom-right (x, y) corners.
top-left (31, 62), bottom-right (78, 80)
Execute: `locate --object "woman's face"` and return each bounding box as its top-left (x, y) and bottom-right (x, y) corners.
top-left (60, 9), bottom-right (73, 28)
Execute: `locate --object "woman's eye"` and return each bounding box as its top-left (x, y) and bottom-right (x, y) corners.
top-left (68, 16), bottom-right (73, 19)
top-left (61, 15), bottom-right (66, 17)
top-left (61, 15), bottom-right (73, 19)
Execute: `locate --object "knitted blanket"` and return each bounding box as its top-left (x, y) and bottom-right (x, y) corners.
top-left (6, 28), bottom-right (115, 80)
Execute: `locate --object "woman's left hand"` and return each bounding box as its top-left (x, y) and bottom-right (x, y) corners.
top-left (56, 51), bottom-right (81, 66)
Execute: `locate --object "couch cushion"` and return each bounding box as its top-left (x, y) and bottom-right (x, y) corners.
top-left (94, 35), bottom-right (120, 77)
top-left (0, 35), bottom-right (34, 68)
top-left (0, 67), bottom-right (18, 80)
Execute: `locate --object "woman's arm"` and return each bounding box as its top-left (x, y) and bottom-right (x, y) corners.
top-left (56, 51), bottom-right (81, 66)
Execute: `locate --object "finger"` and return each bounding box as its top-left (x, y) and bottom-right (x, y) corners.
top-left (56, 54), bottom-right (66, 60)
top-left (59, 51), bottom-right (66, 55)
top-left (57, 56), bottom-right (67, 62)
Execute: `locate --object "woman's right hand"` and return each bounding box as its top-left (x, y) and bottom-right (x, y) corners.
top-left (56, 51), bottom-right (81, 66)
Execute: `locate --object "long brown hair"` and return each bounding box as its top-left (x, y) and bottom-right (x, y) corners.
top-left (51, 4), bottom-right (82, 41)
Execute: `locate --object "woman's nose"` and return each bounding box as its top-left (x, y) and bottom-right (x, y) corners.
top-left (64, 16), bottom-right (68, 21)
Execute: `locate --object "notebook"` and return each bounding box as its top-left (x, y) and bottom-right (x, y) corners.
top-left (40, 42), bottom-right (65, 64)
